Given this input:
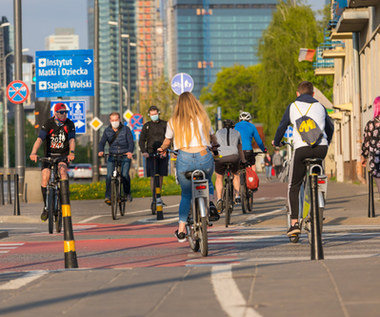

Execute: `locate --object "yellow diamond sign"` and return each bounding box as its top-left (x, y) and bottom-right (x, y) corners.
top-left (123, 109), bottom-right (134, 122)
top-left (89, 117), bottom-right (103, 131)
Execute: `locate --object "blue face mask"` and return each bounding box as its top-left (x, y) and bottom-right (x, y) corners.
top-left (151, 114), bottom-right (159, 122)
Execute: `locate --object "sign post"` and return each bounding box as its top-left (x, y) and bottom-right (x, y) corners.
top-left (7, 80), bottom-right (29, 104)
top-left (35, 49), bottom-right (94, 98)
top-left (171, 73), bottom-right (194, 95)
top-left (50, 101), bottom-right (87, 134)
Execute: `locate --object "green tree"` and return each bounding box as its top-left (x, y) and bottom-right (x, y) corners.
top-left (134, 75), bottom-right (177, 121)
top-left (256, 0), bottom-right (332, 142)
top-left (200, 64), bottom-right (261, 123)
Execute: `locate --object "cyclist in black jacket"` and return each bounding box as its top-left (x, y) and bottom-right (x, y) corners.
top-left (30, 102), bottom-right (76, 221)
top-left (139, 106), bottom-right (169, 201)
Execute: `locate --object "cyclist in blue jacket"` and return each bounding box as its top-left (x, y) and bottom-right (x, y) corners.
top-left (234, 111), bottom-right (266, 172)
top-left (98, 112), bottom-right (134, 205)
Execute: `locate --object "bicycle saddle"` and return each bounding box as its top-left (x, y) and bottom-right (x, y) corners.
top-left (303, 158), bottom-right (323, 165)
top-left (185, 170), bottom-right (206, 180)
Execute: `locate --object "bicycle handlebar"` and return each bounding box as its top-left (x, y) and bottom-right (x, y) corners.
top-left (38, 155), bottom-right (68, 164)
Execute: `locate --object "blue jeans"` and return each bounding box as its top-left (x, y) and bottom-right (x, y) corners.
top-left (176, 149), bottom-right (214, 223)
top-left (106, 156), bottom-right (131, 199)
top-left (265, 166), bottom-right (272, 179)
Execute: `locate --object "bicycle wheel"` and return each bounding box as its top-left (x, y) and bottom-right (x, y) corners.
top-left (111, 179), bottom-right (118, 220)
top-left (195, 198), bottom-right (208, 256)
top-left (187, 215), bottom-right (200, 252)
top-left (241, 184), bottom-right (248, 214)
top-left (47, 187), bottom-right (54, 234)
top-left (225, 181), bottom-right (231, 228)
top-left (119, 180), bottom-right (126, 216)
top-left (247, 190), bottom-right (254, 212)
top-left (55, 190), bottom-right (62, 233)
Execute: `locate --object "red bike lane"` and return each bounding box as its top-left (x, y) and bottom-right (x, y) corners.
top-left (0, 223), bottom-right (240, 272)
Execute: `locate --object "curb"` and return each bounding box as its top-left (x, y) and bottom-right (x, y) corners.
top-left (0, 231), bottom-right (9, 239)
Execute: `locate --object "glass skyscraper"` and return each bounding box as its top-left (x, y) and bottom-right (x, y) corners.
top-left (164, 0), bottom-right (277, 97)
top-left (88, 0), bottom-right (137, 116)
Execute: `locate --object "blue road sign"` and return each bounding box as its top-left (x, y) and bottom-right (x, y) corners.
top-left (171, 73), bottom-right (194, 95)
top-left (284, 126), bottom-right (293, 139)
top-left (51, 100), bottom-right (86, 134)
top-left (36, 49), bottom-right (94, 98)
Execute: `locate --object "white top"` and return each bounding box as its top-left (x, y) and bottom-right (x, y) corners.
top-left (165, 119), bottom-right (212, 150)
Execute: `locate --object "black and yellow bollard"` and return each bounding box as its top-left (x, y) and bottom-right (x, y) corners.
top-left (60, 180), bottom-right (78, 268)
top-left (155, 172), bottom-right (164, 220)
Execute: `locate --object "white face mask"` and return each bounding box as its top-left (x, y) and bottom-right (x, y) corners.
top-left (150, 114), bottom-right (159, 122)
top-left (111, 121), bottom-right (120, 129)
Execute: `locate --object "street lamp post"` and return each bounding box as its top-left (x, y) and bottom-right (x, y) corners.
top-left (1, 48), bottom-right (29, 175)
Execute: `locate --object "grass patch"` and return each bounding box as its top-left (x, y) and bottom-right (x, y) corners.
top-left (69, 175), bottom-right (181, 200)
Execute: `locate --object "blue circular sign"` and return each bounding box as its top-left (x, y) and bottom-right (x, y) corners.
top-left (171, 73), bottom-right (194, 95)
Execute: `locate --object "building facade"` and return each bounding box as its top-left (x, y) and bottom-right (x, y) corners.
top-left (88, 0), bottom-right (137, 116)
top-left (45, 28), bottom-right (79, 50)
top-left (316, 0), bottom-right (380, 183)
top-left (163, 0), bottom-right (277, 97)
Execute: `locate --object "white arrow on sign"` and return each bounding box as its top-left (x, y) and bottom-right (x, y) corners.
top-left (75, 103), bottom-right (82, 111)
top-left (75, 120), bottom-right (85, 129)
top-left (84, 57), bottom-right (92, 65)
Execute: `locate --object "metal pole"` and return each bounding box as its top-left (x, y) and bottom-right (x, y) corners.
top-left (127, 35), bottom-right (131, 110)
top-left (92, 0), bottom-right (100, 182)
top-left (14, 0), bottom-right (25, 202)
top-left (2, 53), bottom-right (11, 174)
top-left (13, 174), bottom-right (20, 216)
top-left (310, 174), bottom-right (324, 260)
top-left (368, 171), bottom-right (375, 217)
top-left (0, 174), bottom-right (4, 205)
top-left (7, 173), bottom-right (11, 204)
top-left (118, 0), bottom-right (123, 115)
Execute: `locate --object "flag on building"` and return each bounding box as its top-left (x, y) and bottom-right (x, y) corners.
top-left (298, 48), bottom-right (316, 62)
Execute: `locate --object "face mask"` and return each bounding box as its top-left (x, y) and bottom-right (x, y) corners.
top-left (111, 121), bottom-right (120, 129)
top-left (151, 114), bottom-right (159, 122)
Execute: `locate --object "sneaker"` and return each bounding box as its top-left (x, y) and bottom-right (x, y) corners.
top-left (235, 196), bottom-right (241, 204)
top-left (41, 207), bottom-right (48, 222)
top-left (216, 199), bottom-right (223, 214)
top-left (174, 230), bottom-right (186, 243)
top-left (287, 222), bottom-right (301, 236)
top-left (104, 198), bottom-right (111, 206)
top-left (126, 193), bottom-right (133, 202)
top-left (209, 201), bottom-right (220, 222)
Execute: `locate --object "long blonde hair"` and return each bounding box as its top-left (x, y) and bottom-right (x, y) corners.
top-left (169, 92), bottom-right (211, 149)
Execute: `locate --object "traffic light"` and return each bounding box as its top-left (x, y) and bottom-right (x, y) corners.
top-left (31, 63), bottom-right (36, 83)
top-left (34, 100), bottom-right (50, 131)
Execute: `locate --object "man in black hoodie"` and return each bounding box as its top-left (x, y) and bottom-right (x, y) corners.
top-left (139, 106), bottom-right (169, 201)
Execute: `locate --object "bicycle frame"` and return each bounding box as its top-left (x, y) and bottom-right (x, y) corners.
top-left (108, 154), bottom-right (126, 220)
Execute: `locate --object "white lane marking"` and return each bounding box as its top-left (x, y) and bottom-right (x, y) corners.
top-left (245, 209), bottom-right (284, 221)
top-left (78, 204), bottom-right (180, 223)
top-left (78, 215), bottom-right (106, 223)
top-left (0, 270), bottom-right (48, 290)
top-left (255, 196), bottom-right (286, 201)
top-left (0, 243), bottom-right (24, 254)
top-left (0, 243), bottom-right (24, 246)
top-left (212, 265), bottom-right (263, 317)
top-left (0, 247), bottom-right (18, 249)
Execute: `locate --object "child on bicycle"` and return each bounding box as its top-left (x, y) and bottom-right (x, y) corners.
top-left (29, 102), bottom-right (76, 221)
top-left (272, 81), bottom-right (334, 236)
top-left (214, 119), bottom-right (247, 213)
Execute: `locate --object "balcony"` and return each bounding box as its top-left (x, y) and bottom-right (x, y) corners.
top-left (336, 7), bottom-right (369, 33)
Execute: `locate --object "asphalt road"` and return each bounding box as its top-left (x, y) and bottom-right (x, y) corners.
top-left (0, 178), bottom-right (380, 316)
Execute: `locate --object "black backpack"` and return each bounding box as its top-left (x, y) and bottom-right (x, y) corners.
top-left (294, 102), bottom-right (323, 147)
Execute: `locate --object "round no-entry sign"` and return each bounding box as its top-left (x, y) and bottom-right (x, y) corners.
top-left (7, 80), bottom-right (29, 104)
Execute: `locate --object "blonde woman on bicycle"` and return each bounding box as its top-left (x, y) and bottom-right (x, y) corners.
top-left (158, 92), bottom-right (218, 242)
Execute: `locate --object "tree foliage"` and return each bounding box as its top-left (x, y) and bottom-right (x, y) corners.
top-left (200, 64), bottom-right (261, 123)
top-left (256, 0), bottom-right (332, 141)
top-left (135, 75), bottom-right (178, 122)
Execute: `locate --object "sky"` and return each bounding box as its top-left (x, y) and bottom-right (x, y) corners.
top-left (1, 0), bottom-right (326, 58)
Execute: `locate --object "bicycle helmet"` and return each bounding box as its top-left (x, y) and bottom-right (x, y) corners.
top-left (223, 119), bottom-right (234, 129)
top-left (239, 111), bottom-right (251, 121)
